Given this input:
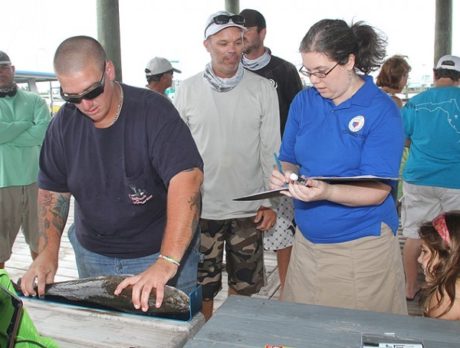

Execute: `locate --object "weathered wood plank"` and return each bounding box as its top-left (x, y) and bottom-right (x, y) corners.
top-left (24, 298), bottom-right (205, 348)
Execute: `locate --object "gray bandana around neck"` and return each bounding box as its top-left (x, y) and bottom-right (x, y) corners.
top-left (242, 48), bottom-right (272, 71)
top-left (203, 62), bottom-right (244, 92)
top-left (0, 84), bottom-right (17, 98)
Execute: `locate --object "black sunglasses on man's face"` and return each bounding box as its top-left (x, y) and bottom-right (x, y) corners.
top-left (60, 62), bottom-right (106, 104)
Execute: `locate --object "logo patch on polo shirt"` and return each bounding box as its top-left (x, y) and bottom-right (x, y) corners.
top-left (348, 115), bottom-right (365, 132)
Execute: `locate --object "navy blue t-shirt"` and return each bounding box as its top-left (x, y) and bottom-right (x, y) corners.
top-left (38, 84), bottom-right (203, 258)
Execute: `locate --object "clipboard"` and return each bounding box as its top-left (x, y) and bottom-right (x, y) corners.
top-left (233, 175), bottom-right (399, 201)
top-left (233, 187), bottom-right (288, 201)
top-left (305, 175), bottom-right (399, 182)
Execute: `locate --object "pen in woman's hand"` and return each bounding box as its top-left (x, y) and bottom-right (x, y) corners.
top-left (274, 153), bottom-right (284, 175)
top-left (290, 173), bottom-right (312, 187)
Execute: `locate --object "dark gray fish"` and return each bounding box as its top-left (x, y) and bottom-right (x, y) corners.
top-left (18, 275), bottom-right (190, 316)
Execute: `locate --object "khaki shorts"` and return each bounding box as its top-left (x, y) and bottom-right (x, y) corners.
top-left (283, 224), bottom-right (407, 315)
top-left (198, 218), bottom-right (265, 300)
top-left (0, 183), bottom-right (39, 262)
top-left (401, 182), bottom-right (460, 239)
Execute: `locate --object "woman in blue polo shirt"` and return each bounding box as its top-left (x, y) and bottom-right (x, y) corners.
top-left (270, 19), bottom-right (406, 314)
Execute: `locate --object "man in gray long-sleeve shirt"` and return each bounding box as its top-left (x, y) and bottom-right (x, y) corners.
top-left (174, 10), bottom-right (280, 321)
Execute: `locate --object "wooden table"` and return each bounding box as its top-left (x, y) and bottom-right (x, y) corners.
top-left (185, 296), bottom-right (460, 348)
top-left (24, 298), bottom-right (205, 348)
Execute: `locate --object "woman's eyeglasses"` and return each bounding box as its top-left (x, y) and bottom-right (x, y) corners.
top-left (60, 63), bottom-right (106, 104)
top-left (299, 62), bottom-right (339, 79)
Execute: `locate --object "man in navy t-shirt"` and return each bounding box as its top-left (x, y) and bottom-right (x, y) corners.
top-left (20, 36), bottom-right (203, 312)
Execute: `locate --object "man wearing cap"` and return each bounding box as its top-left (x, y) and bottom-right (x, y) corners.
top-left (0, 50), bottom-right (50, 269)
top-left (401, 54), bottom-right (460, 301)
top-left (239, 9), bottom-right (303, 293)
top-left (145, 57), bottom-right (181, 96)
top-left (174, 11), bottom-right (280, 320)
top-left (19, 36), bottom-right (204, 312)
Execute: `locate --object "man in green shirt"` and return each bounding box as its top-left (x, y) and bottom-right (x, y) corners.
top-left (0, 50), bottom-right (51, 268)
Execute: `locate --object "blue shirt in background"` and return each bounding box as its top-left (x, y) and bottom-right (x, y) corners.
top-left (402, 86), bottom-right (460, 189)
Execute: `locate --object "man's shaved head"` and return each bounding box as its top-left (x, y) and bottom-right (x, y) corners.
top-left (54, 36), bottom-right (106, 75)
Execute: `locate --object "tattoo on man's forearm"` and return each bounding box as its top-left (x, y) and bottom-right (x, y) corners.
top-left (189, 191), bottom-right (201, 232)
top-left (51, 195), bottom-right (70, 232)
top-left (188, 190), bottom-right (201, 212)
top-left (39, 192), bottom-right (70, 239)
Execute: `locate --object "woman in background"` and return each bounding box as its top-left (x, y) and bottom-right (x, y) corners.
top-left (377, 56), bottom-right (420, 302)
top-left (376, 55), bottom-right (411, 107)
top-left (377, 55), bottom-right (411, 207)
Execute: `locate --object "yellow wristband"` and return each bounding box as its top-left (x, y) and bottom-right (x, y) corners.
top-left (158, 254), bottom-right (180, 267)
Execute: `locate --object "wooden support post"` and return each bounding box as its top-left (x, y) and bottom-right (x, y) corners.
top-left (96, 0), bottom-right (123, 82)
top-left (434, 0), bottom-right (452, 65)
top-left (225, 0), bottom-right (240, 14)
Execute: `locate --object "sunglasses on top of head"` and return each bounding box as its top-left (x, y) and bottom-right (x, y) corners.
top-left (60, 62), bottom-right (106, 104)
top-left (204, 14), bottom-right (245, 35)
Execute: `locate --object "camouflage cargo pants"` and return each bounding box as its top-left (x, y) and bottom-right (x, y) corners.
top-left (198, 217), bottom-right (265, 300)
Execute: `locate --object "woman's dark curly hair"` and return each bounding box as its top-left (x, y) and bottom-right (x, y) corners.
top-left (418, 211), bottom-right (460, 318)
top-left (299, 19), bottom-right (387, 75)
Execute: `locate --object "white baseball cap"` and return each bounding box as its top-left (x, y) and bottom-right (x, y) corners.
top-left (435, 55), bottom-right (460, 72)
top-left (204, 11), bottom-right (246, 39)
top-left (145, 57), bottom-right (181, 76)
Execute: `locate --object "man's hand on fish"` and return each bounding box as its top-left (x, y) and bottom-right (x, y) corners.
top-left (114, 259), bottom-right (178, 312)
top-left (20, 251), bottom-right (58, 297)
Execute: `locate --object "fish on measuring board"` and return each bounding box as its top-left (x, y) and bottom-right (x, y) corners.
top-left (16, 275), bottom-right (190, 316)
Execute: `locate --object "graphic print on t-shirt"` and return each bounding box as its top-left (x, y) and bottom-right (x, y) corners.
top-left (415, 99), bottom-right (460, 136)
top-left (128, 185), bottom-right (153, 205)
